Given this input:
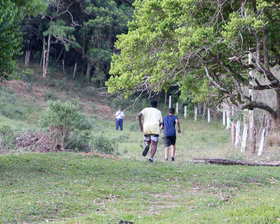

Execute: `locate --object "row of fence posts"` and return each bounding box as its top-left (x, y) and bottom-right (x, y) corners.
top-left (169, 96), bottom-right (211, 123)
top-left (169, 95), bottom-right (271, 155)
top-left (222, 110), bottom-right (271, 156)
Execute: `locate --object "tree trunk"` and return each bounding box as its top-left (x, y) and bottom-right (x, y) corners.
top-left (86, 63), bottom-right (93, 79)
top-left (62, 59), bottom-right (65, 73)
top-left (231, 106), bottom-right (235, 146)
top-left (43, 34), bottom-right (51, 78)
top-left (73, 62), bottom-right (77, 78)
top-left (25, 50), bottom-right (31, 66)
top-left (248, 110), bottom-right (256, 154)
top-left (274, 92), bottom-right (280, 130)
top-left (202, 102), bottom-right (206, 120)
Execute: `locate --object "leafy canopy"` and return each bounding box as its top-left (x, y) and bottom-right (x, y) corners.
top-left (0, 0), bottom-right (46, 80)
top-left (106, 0), bottom-right (280, 107)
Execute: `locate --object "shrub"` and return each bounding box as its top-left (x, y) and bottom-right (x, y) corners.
top-left (67, 130), bottom-right (92, 152)
top-left (40, 100), bottom-right (93, 150)
top-left (0, 125), bottom-right (17, 150)
top-left (91, 135), bottom-right (118, 154)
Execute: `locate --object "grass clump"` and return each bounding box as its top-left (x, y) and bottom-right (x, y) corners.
top-left (0, 125), bottom-right (17, 150)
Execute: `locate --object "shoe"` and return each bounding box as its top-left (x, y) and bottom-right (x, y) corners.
top-left (148, 158), bottom-right (153, 163)
top-left (165, 158), bottom-right (168, 161)
top-left (142, 145), bottom-right (149, 157)
top-left (171, 157), bottom-right (175, 161)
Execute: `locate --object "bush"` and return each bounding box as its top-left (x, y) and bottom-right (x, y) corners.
top-left (40, 100), bottom-right (93, 150)
top-left (91, 135), bottom-right (118, 154)
top-left (67, 130), bottom-right (92, 152)
top-left (0, 125), bottom-right (17, 150)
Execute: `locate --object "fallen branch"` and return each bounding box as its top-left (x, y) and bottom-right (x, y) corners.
top-left (193, 158), bottom-right (280, 166)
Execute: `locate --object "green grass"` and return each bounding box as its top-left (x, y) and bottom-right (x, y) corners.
top-left (1, 153), bottom-right (280, 223)
top-left (2, 64), bottom-right (280, 223)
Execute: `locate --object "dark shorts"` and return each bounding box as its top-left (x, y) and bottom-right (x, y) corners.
top-left (163, 136), bottom-right (176, 147)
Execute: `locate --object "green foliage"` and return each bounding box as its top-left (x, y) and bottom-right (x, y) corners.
top-left (39, 100), bottom-right (93, 150)
top-left (92, 134), bottom-right (118, 154)
top-left (107, 0), bottom-right (280, 113)
top-left (40, 100), bottom-right (92, 132)
top-left (0, 0), bottom-right (45, 81)
top-left (0, 125), bottom-right (17, 149)
top-left (0, 0), bottom-right (21, 80)
top-left (44, 92), bottom-right (57, 102)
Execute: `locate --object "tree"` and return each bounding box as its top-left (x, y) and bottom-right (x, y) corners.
top-left (107, 0), bottom-right (280, 129)
top-left (41, 0), bottom-right (80, 78)
top-left (0, 0), bottom-right (45, 81)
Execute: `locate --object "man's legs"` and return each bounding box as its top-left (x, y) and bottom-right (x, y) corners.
top-left (115, 119), bottom-right (119, 130)
top-left (150, 140), bottom-right (158, 159)
top-left (165, 147), bottom-right (170, 161)
top-left (120, 119), bottom-right (123, 131)
top-left (171, 144), bottom-right (176, 161)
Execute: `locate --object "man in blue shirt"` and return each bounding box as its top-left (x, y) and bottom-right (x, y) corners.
top-left (161, 107), bottom-right (181, 161)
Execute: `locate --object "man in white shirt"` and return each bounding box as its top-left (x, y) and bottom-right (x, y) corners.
top-left (115, 108), bottom-right (125, 131)
top-left (138, 100), bottom-right (162, 162)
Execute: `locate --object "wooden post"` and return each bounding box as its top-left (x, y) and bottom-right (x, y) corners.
top-left (73, 62), bottom-right (77, 78)
top-left (169, 95), bottom-right (172, 108)
top-left (207, 108), bottom-right (210, 123)
top-left (184, 106), bottom-right (187, 118)
top-left (176, 102), bottom-right (179, 114)
top-left (235, 120), bottom-right (240, 147)
top-left (241, 122), bottom-right (248, 153)
top-left (194, 106), bottom-right (197, 121)
top-left (258, 129), bottom-right (266, 157)
top-left (223, 110), bottom-right (226, 126)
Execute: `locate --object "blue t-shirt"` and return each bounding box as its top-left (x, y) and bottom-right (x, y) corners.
top-left (162, 115), bottom-right (178, 137)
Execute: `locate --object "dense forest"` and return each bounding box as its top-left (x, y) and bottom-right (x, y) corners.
top-left (1, 0), bottom-right (134, 85)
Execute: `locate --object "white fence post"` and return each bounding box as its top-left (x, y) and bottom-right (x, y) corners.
top-left (207, 108), bottom-right (211, 123)
top-left (258, 129), bottom-right (266, 157)
top-left (194, 106), bottom-right (197, 121)
top-left (184, 106), bottom-right (187, 118)
top-left (169, 95), bottom-right (172, 108)
top-left (235, 120), bottom-right (240, 147)
top-left (176, 102), bottom-right (179, 114)
top-left (241, 122), bottom-right (248, 153)
top-left (226, 110), bottom-right (231, 129)
top-left (223, 110), bottom-right (226, 126)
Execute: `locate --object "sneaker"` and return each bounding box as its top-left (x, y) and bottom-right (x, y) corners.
top-left (142, 145), bottom-right (149, 157)
top-left (171, 157), bottom-right (175, 161)
top-left (148, 158), bottom-right (153, 163)
top-left (165, 158), bottom-right (168, 161)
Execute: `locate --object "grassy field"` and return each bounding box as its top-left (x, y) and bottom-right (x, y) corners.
top-left (1, 118), bottom-right (280, 223)
top-left (1, 65), bottom-right (280, 223)
top-left (1, 152), bottom-right (280, 224)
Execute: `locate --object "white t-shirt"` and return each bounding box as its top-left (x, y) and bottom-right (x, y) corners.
top-left (140, 107), bottom-right (162, 135)
top-left (116, 110), bottom-right (125, 119)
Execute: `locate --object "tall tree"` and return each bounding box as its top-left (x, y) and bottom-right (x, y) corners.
top-left (107, 0), bottom-right (280, 129)
top-left (0, 0), bottom-right (45, 81)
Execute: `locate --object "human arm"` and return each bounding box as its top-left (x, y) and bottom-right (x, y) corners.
top-left (176, 118), bottom-right (181, 133)
top-left (138, 113), bottom-right (143, 132)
